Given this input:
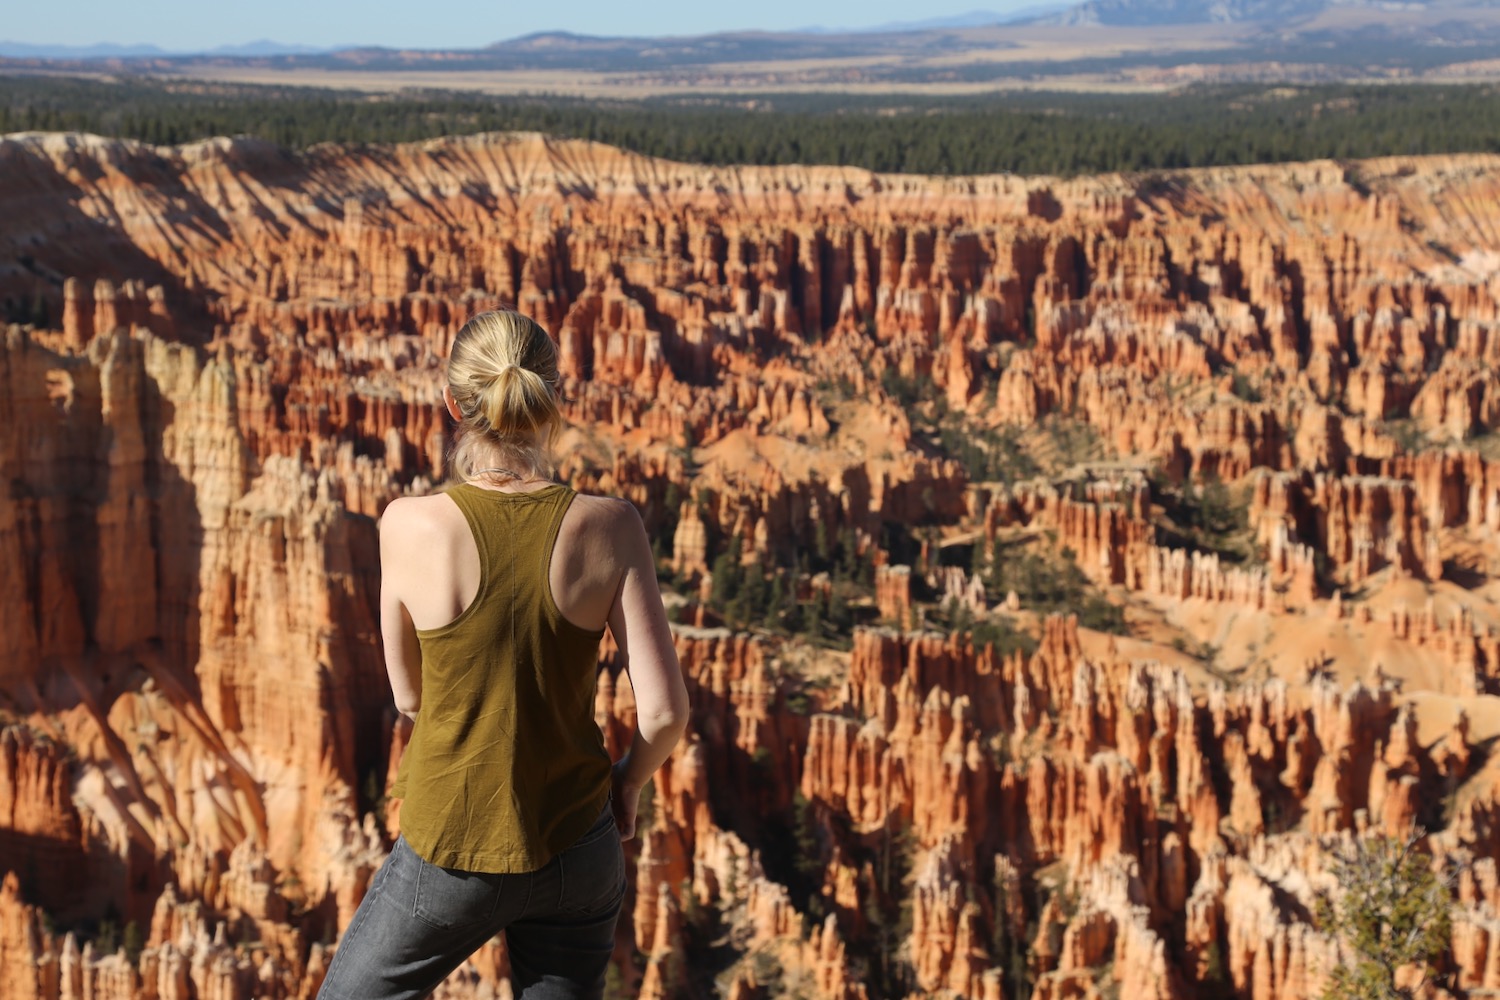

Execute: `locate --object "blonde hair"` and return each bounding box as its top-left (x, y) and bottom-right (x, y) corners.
top-left (447, 310), bottom-right (563, 481)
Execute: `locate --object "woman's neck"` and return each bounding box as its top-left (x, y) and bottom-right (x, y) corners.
top-left (462, 444), bottom-right (552, 490)
top-left (467, 466), bottom-right (551, 488)
top-left (453, 431), bottom-right (553, 490)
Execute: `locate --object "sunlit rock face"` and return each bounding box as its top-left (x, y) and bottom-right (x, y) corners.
top-left (3, 130), bottom-right (1500, 998)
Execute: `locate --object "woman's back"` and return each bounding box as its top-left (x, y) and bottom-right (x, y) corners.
top-left (320, 309), bottom-right (686, 999)
top-left (384, 482), bottom-right (638, 872)
top-left (383, 481), bottom-right (639, 638)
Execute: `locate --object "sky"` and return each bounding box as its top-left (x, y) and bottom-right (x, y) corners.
top-left (3, 1), bottom-right (1051, 50)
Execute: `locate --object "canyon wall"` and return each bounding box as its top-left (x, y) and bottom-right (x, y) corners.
top-left (2, 131), bottom-right (1500, 997)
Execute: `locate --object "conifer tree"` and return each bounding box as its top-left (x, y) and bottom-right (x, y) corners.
top-left (1317, 831), bottom-right (1456, 1000)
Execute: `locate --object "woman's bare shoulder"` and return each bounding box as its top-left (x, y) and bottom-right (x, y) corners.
top-left (565, 493), bottom-right (649, 562)
top-left (568, 491), bottom-right (642, 526)
top-left (379, 492), bottom-right (462, 538)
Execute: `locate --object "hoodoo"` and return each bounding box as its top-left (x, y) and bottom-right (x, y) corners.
top-left (2, 131), bottom-right (1500, 997)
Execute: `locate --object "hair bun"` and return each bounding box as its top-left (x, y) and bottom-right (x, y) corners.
top-left (446, 311), bottom-right (563, 480)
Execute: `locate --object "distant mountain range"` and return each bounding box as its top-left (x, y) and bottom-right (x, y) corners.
top-left (0, 39), bottom-right (328, 59)
top-left (5, 0), bottom-right (1500, 91)
top-left (800, 4), bottom-right (1072, 32)
top-left (4, 1), bottom-right (1496, 61)
top-left (1044, 0), bottom-right (1319, 25)
top-left (1040, 0), bottom-right (1499, 25)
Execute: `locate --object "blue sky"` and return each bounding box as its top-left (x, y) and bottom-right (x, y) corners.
top-left (4, 2), bottom-right (1051, 50)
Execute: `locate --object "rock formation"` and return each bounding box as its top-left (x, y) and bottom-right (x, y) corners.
top-left (2, 130), bottom-right (1499, 997)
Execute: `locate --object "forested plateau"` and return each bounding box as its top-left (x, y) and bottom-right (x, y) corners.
top-left (7, 76), bottom-right (1500, 176)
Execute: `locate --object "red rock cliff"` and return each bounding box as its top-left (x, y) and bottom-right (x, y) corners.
top-left (2, 132), bottom-right (1499, 998)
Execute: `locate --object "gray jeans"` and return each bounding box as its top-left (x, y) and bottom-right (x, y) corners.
top-left (317, 805), bottom-right (626, 1000)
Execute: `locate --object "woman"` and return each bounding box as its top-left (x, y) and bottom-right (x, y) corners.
top-left (318, 310), bottom-right (689, 1000)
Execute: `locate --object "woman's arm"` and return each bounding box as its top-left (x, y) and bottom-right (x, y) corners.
top-left (606, 501), bottom-right (689, 840)
top-left (379, 498), bottom-right (424, 721)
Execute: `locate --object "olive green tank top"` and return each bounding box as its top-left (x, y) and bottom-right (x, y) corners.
top-left (390, 482), bottom-right (611, 873)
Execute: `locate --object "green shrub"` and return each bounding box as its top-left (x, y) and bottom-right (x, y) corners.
top-left (981, 542), bottom-right (1128, 635)
top-left (1316, 832), bottom-right (1456, 1000)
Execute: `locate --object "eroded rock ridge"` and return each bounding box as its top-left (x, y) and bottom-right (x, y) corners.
top-left (2, 131), bottom-right (1500, 998)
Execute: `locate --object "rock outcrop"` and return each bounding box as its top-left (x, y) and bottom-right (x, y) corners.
top-left (3, 131), bottom-right (1500, 997)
